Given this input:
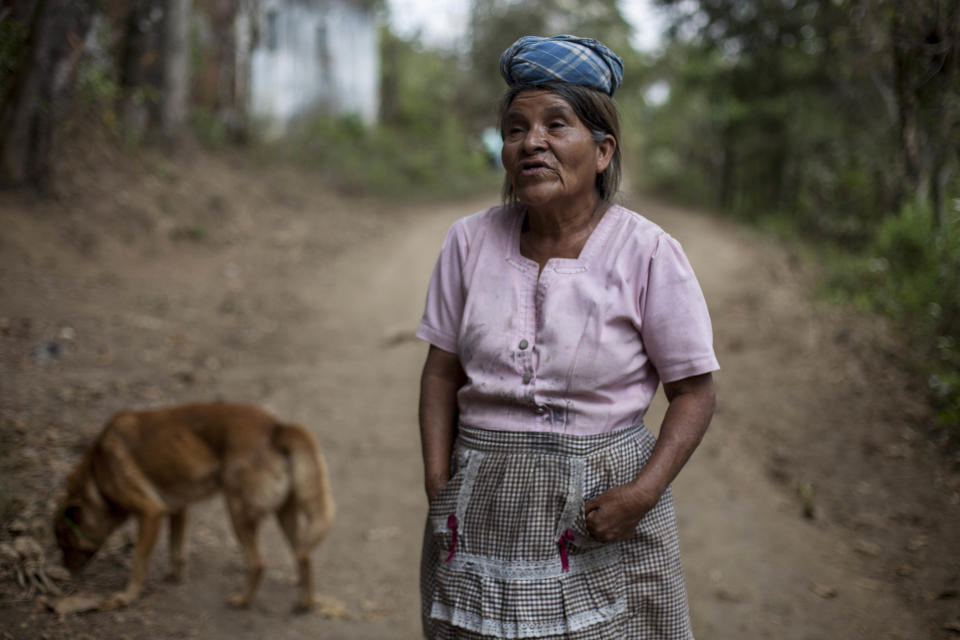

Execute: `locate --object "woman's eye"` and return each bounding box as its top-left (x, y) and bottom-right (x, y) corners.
top-left (549, 121), bottom-right (566, 129)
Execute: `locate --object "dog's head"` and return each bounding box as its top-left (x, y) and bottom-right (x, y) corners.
top-left (53, 503), bottom-right (102, 571)
top-left (52, 451), bottom-right (123, 572)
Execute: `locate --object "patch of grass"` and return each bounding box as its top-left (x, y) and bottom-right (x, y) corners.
top-left (261, 113), bottom-right (501, 200)
top-left (190, 107), bottom-right (230, 148)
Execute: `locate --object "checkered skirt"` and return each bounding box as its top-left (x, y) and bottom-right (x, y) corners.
top-left (420, 424), bottom-right (693, 639)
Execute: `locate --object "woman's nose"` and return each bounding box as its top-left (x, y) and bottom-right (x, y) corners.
top-left (522, 125), bottom-right (547, 152)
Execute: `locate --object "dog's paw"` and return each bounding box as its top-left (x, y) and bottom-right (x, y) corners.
top-left (291, 597), bottom-right (314, 615)
top-left (163, 568), bottom-right (183, 583)
top-left (226, 593), bottom-right (251, 609)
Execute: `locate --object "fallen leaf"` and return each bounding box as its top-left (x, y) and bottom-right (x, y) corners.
top-left (853, 539), bottom-right (882, 557)
top-left (48, 594), bottom-right (102, 616)
top-left (907, 535), bottom-right (928, 552)
top-left (810, 583), bottom-right (838, 599)
top-left (714, 587), bottom-right (744, 603)
top-left (314, 594), bottom-right (349, 620)
top-left (364, 525), bottom-right (400, 542)
top-left (854, 577), bottom-right (884, 592)
top-left (360, 599), bottom-right (390, 621)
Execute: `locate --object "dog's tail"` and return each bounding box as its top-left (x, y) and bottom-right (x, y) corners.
top-left (273, 424), bottom-right (335, 548)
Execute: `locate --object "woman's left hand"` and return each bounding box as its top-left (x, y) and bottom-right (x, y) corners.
top-left (585, 373), bottom-right (716, 542)
top-left (583, 478), bottom-right (662, 542)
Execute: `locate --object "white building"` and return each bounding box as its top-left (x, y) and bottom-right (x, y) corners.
top-left (240, 0), bottom-right (380, 134)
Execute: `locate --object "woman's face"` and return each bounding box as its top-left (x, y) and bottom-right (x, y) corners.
top-left (501, 90), bottom-right (614, 213)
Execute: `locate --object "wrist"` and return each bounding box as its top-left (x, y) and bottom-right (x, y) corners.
top-left (628, 471), bottom-right (666, 505)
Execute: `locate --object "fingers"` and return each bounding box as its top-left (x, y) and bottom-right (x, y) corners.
top-left (585, 503), bottom-right (616, 541)
top-left (584, 499), bottom-right (636, 542)
top-left (583, 496), bottom-right (601, 514)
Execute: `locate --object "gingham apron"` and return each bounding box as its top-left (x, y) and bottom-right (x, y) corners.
top-left (420, 424), bottom-right (694, 639)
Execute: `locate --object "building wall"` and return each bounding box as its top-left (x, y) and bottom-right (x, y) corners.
top-left (247, 0), bottom-right (379, 132)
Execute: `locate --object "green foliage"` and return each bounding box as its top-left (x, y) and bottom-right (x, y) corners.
top-left (190, 106), bottom-right (230, 147)
top-left (259, 27), bottom-right (502, 198)
top-left (642, 1), bottom-right (960, 445)
top-left (193, 1), bottom-right (648, 199)
top-left (379, 28), bottom-right (463, 136)
top-left (271, 111), bottom-right (498, 198)
top-left (77, 65), bottom-right (121, 106)
top-left (821, 200), bottom-right (960, 442)
top-left (642, 1), bottom-right (956, 242)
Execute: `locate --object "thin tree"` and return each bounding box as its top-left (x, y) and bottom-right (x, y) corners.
top-left (0, 0), bottom-right (98, 188)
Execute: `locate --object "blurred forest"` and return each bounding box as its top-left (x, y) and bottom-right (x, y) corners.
top-left (1, 0), bottom-right (958, 442)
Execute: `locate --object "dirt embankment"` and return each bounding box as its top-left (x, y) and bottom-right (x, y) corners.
top-left (0, 146), bottom-right (958, 639)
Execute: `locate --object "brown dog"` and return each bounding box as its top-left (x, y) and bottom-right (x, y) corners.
top-left (53, 402), bottom-right (334, 611)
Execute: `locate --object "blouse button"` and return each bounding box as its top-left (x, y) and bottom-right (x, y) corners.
top-left (518, 339), bottom-right (529, 350)
top-left (536, 405), bottom-right (547, 414)
top-left (522, 372), bottom-right (532, 384)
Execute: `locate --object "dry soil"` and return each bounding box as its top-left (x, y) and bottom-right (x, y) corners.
top-left (0, 147), bottom-right (958, 639)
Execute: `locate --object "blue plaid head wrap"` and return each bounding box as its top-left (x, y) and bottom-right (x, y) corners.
top-left (499, 34), bottom-right (624, 96)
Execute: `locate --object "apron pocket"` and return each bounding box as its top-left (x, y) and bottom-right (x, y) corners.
top-left (427, 449), bottom-right (484, 559)
top-left (429, 449), bottom-right (627, 637)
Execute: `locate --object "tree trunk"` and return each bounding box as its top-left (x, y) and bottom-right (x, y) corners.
top-left (160, 0), bottom-right (190, 140)
top-left (931, 3), bottom-right (959, 229)
top-left (891, 5), bottom-right (925, 200)
top-left (118, 0), bottom-right (164, 142)
top-left (0, 0), bottom-right (97, 188)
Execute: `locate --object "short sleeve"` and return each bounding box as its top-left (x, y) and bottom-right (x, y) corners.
top-left (416, 221), bottom-right (467, 354)
top-left (639, 234), bottom-right (720, 382)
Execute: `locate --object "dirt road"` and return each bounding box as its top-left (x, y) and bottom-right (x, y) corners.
top-left (1, 152), bottom-right (957, 639)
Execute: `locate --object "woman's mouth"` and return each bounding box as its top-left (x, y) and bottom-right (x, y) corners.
top-left (519, 160), bottom-right (551, 177)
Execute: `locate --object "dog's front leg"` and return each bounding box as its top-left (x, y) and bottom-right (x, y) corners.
top-left (101, 512), bottom-right (164, 609)
top-left (165, 509), bottom-right (187, 582)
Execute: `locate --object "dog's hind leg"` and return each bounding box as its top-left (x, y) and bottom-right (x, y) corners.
top-left (165, 509), bottom-right (187, 582)
top-left (277, 496), bottom-right (313, 613)
top-left (101, 512), bottom-right (164, 609)
top-left (225, 502), bottom-right (263, 609)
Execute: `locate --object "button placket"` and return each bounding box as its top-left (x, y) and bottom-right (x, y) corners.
top-left (518, 265), bottom-right (539, 402)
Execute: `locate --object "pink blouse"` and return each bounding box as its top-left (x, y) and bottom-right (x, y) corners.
top-left (417, 204), bottom-right (719, 435)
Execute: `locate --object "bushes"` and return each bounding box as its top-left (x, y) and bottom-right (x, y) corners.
top-left (823, 200), bottom-right (960, 444)
top-left (251, 28), bottom-right (501, 199)
top-left (269, 112), bottom-right (499, 198)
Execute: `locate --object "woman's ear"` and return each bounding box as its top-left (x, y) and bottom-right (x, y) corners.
top-left (596, 134), bottom-right (616, 173)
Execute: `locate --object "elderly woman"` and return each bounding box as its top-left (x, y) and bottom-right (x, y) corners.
top-left (416, 35), bottom-right (718, 639)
